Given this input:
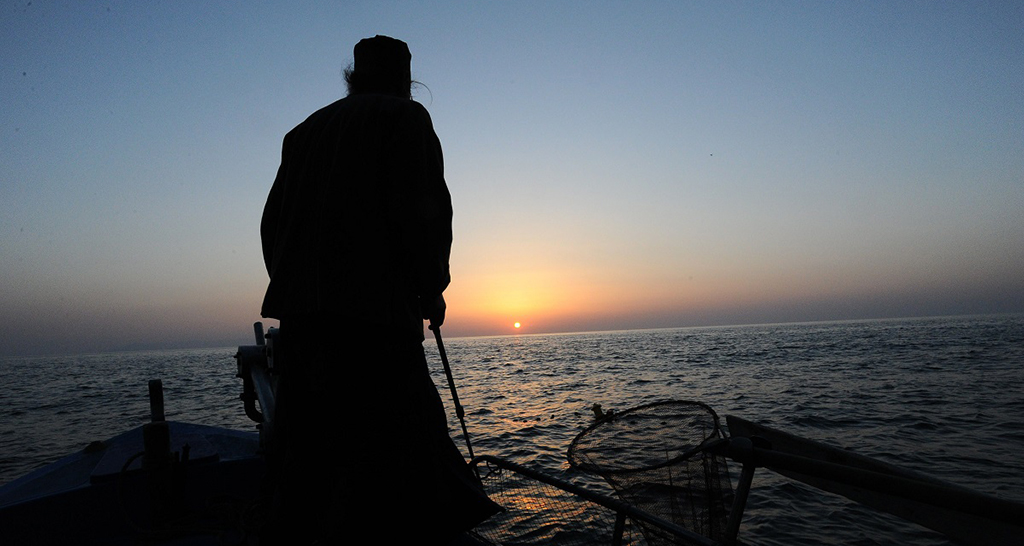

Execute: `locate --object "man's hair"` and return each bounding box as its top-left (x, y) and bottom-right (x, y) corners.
top-left (343, 64), bottom-right (412, 99)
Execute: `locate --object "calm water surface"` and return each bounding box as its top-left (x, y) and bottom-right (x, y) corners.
top-left (2, 314), bottom-right (1022, 545)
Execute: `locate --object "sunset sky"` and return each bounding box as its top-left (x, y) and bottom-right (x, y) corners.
top-left (3, 2), bottom-right (1022, 356)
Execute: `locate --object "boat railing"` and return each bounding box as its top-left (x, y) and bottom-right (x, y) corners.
top-left (234, 322), bottom-right (281, 450)
top-left (709, 435), bottom-right (1024, 525)
top-left (719, 415), bottom-right (1024, 546)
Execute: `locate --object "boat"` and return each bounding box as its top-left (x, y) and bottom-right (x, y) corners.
top-left (0, 416), bottom-right (265, 545)
top-left (2, 322), bottom-right (1022, 545)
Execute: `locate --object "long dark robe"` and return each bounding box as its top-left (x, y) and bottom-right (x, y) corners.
top-left (259, 94), bottom-right (498, 544)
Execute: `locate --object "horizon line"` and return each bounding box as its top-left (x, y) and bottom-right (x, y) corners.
top-left (3, 311), bottom-right (1020, 360)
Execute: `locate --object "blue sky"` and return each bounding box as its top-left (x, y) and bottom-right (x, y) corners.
top-left (2, 1), bottom-right (1022, 355)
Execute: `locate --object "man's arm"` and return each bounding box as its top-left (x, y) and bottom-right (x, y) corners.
top-left (260, 134), bottom-right (292, 276)
top-left (395, 103), bottom-right (453, 309)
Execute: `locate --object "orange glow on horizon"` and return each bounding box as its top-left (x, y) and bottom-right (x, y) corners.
top-left (447, 268), bottom-right (587, 318)
top-left (440, 259), bottom-right (909, 337)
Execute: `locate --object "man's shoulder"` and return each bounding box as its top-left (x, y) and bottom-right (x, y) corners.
top-left (300, 96), bottom-right (353, 124)
top-left (286, 95), bottom-right (431, 140)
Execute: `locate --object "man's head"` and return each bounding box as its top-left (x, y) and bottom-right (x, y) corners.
top-left (345, 35), bottom-right (412, 99)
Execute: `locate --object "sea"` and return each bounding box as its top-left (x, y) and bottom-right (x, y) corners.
top-left (2, 314), bottom-right (1022, 545)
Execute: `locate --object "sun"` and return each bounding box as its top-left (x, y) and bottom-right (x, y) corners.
top-left (513, 322), bottom-right (521, 329)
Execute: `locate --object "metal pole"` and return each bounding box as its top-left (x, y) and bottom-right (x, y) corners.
top-left (430, 324), bottom-right (476, 461)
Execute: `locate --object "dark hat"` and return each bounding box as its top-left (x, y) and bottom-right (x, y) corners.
top-left (353, 35), bottom-right (411, 75)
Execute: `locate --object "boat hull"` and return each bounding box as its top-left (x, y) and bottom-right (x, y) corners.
top-left (0, 422), bottom-right (264, 545)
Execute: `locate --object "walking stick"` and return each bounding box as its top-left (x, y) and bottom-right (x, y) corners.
top-left (430, 323), bottom-right (476, 462)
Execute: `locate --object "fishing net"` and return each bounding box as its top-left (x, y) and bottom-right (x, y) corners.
top-left (471, 460), bottom-right (649, 546)
top-left (567, 401), bottom-right (734, 545)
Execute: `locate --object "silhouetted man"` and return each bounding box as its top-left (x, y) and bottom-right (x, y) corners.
top-left (260, 35), bottom-right (498, 544)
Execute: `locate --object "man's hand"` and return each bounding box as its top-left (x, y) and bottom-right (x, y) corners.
top-left (421, 294), bottom-right (446, 327)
